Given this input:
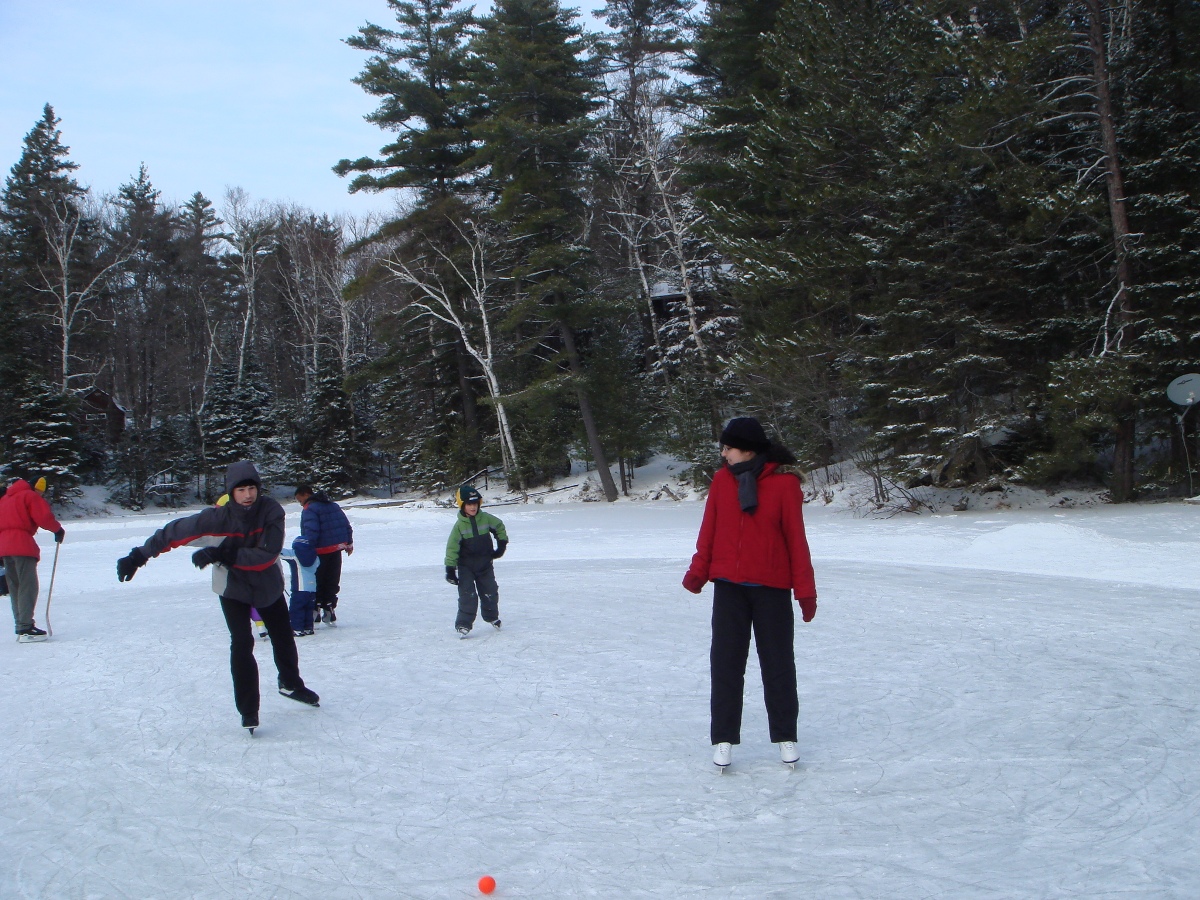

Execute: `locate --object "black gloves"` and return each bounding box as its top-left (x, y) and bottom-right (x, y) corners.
top-left (192, 544), bottom-right (237, 570)
top-left (117, 547), bottom-right (148, 582)
top-left (54, 528), bottom-right (65, 544)
top-left (445, 566), bottom-right (459, 586)
top-left (493, 539), bottom-right (507, 560)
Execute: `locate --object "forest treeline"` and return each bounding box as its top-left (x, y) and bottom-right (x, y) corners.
top-left (2, 0), bottom-right (1198, 506)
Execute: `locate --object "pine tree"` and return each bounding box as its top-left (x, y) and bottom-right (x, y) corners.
top-left (175, 192), bottom-right (230, 429)
top-left (201, 366), bottom-right (249, 476)
top-left (5, 381), bottom-right (81, 500)
top-left (471, 0), bottom-right (621, 498)
top-left (297, 353), bottom-right (363, 497)
top-left (336, 0), bottom-right (479, 202)
top-left (109, 165), bottom-right (183, 430)
top-left (1108, 1), bottom-right (1200, 494)
top-left (340, 0), bottom-right (496, 487)
top-left (0, 105), bottom-right (87, 456)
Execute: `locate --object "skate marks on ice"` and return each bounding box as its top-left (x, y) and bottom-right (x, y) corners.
top-left (1, 504), bottom-right (1199, 896)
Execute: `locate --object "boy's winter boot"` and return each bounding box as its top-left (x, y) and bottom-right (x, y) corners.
top-left (16, 626), bottom-right (48, 643)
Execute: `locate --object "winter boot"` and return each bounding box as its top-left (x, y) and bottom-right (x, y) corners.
top-left (16, 626), bottom-right (48, 643)
top-left (713, 742), bottom-right (732, 771)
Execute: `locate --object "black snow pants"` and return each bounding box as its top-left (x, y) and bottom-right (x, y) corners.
top-left (709, 580), bottom-right (798, 745)
top-left (455, 557), bottom-right (499, 630)
top-left (220, 595), bottom-right (304, 717)
top-left (315, 549), bottom-right (343, 611)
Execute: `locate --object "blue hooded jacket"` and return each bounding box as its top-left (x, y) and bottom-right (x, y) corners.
top-left (299, 492), bottom-right (353, 555)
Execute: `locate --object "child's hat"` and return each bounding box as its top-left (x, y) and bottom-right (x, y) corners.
top-left (456, 483), bottom-right (483, 507)
top-left (292, 536), bottom-right (317, 568)
top-left (33, 476), bottom-right (48, 492)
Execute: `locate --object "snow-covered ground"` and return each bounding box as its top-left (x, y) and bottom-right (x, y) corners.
top-left (3, 485), bottom-right (1199, 897)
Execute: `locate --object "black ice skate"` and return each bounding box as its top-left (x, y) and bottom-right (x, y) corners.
top-left (456, 626), bottom-right (470, 638)
top-left (278, 681), bottom-right (320, 707)
top-left (16, 626), bottom-right (48, 643)
top-left (243, 712), bottom-right (259, 735)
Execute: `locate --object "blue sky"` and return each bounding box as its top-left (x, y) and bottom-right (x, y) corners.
top-left (1, 1), bottom-right (609, 217)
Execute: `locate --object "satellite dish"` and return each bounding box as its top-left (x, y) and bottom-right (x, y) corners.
top-left (1167, 373), bottom-right (1200, 407)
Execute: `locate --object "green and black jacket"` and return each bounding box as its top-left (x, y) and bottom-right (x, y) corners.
top-left (444, 509), bottom-right (508, 567)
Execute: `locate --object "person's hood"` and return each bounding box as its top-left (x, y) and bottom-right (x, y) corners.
top-left (5, 479), bottom-right (32, 495)
top-left (292, 536), bottom-right (318, 567)
top-left (224, 461), bottom-right (263, 496)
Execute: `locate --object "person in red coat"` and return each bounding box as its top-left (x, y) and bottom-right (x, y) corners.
top-left (683, 417), bottom-right (817, 771)
top-left (0, 476), bottom-right (65, 642)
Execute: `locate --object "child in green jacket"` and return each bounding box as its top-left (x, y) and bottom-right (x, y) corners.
top-left (444, 483), bottom-right (508, 637)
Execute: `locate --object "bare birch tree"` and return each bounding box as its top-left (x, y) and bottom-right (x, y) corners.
top-left (222, 187), bottom-right (275, 386)
top-left (377, 219), bottom-right (524, 491)
top-left (31, 195), bottom-right (134, 392)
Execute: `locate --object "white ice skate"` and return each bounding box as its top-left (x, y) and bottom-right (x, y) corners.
top-left (779, 741), bottom-right (799, 769)
top-left (713, 742), bottom-right (732, 772)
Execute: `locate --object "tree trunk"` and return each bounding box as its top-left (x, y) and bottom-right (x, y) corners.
top-left (1087, 0), bottom-right (1136, 500)
top-left (454, 340), bottom-right (480, 435)
top-left (559, 321), bottom-right (619, 502)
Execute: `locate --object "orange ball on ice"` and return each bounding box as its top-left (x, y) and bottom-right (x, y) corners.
top-left (478, 875), bottom-right (496, 894)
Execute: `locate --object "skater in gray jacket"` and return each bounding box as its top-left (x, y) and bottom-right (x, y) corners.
top-left (115, 461), bottom-right (319, 732)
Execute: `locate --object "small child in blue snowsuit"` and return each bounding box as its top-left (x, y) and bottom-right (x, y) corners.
top-left (281, 536), bottom-right (319, 636)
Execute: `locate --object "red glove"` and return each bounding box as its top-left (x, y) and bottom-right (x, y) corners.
top-left (796, 594), bottom-right (817, 623)
top-left (682, 571), bottom-right (706, 594)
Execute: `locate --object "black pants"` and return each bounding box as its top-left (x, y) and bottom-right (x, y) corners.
top-left (220, 595), bottom-right (304, 717)
top-left (710, 580), bottom-right (798, 745)
top-left (455, 558), bottom-right (499, 630)
top-left (315, 550), bottom-right (343, 610)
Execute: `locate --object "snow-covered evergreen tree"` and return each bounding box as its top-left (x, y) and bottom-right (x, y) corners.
top-left (296, 353), bottom-right (362, 497)
top-left (5, 382), bottom-right (81, 500)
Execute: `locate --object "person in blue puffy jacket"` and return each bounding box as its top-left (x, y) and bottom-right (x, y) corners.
top-left (294, 485), bottom-right (353, 625)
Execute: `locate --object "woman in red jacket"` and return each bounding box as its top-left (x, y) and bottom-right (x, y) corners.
top-left (683, 417), bottom-right (817, 772)
top-left (0, 476), bottom-right (65, 642)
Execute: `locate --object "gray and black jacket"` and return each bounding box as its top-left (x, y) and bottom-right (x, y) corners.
top-left (136, 461), bottom-right (285, 605)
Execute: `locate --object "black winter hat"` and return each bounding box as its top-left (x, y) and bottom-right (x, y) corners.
top-left (719, 417), bottom-right (771, 452)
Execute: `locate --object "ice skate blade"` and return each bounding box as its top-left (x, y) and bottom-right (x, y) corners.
top-left (16, 634), bottom-right (48, 643)
top-left (246, 727), bottom-right (256, 736)
top-left (714, 763), bottom-right (729, 774)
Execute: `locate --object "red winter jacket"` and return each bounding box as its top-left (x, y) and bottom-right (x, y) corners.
top-left (0, 479), bottom-right (62, 560)
top-left (684, 462), bottom-right (817, 600)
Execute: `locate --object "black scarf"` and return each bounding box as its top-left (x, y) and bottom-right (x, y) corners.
top-left (728, 454), bottom-right (767, 513)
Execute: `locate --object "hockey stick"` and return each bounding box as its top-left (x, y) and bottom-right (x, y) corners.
top-left (44, 542), bottom-right (61, 638)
